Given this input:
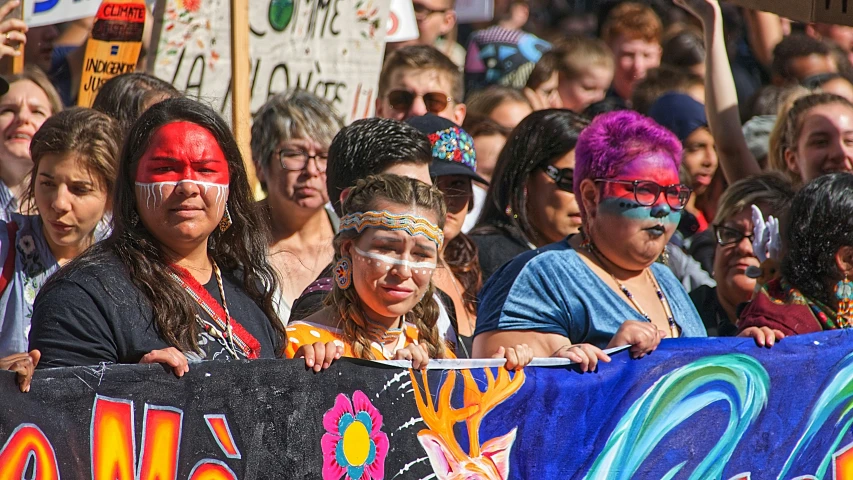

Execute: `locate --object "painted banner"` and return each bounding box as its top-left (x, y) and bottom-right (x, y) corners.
top-left (149, 0), bottom-right (391, 124)
top-left (3, 330), bottom-right (853, 478)
top-left (77, 0), bottom-right (147, 107)
top-left (24, 0), bottom-right (102, 27)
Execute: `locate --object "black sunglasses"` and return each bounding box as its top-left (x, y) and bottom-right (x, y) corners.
top-left (387, 90), bottom-right (453, 114)
top-left (714, 225), bottom-right (754, 246)
top-left (543, 165), bottom-right (574, 192)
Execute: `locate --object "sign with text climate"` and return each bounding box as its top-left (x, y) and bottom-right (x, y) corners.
top-left (148, 0), bottom-right (390, 124)
top-left (4, 331), bottom-right (853, 478)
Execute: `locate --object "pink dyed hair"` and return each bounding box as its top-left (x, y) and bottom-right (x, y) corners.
top-left (573, 110), bottom-right (682, 217)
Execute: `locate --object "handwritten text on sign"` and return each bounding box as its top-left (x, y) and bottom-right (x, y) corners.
top-left (150, 0), bottom-right (390, 123)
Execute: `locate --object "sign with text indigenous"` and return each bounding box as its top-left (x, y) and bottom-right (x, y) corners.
top-left (77, 0), bottom-right (147, 107)
top-left (4, 331), bottom-right (853, 478)
top-left (149, 0), bottom-right (390, 124)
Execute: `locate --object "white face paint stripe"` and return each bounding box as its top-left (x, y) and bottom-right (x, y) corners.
top-left (353, 246), bottom-right (436, 271)
top-left (135, 181), bottom-right (229, 209)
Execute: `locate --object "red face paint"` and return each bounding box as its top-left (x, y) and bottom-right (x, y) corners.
top-left (135, 121), bottom-right (230, 209)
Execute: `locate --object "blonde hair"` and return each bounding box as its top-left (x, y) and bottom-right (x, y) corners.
top-left (4, 67), bottom-right (63, 116)
top-left (327, 174), bottom-right (449, 360)
top-left (552, 36), bottom-right (614, 81)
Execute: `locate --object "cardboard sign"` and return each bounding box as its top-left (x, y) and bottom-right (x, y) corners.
top-left (149, 0), bottom-right (391, 124)
top-left (4, 331), bottom-right (853, 477)
top-left (455, 0), bottom-right (492, 23)
top-left (24, 0), bottom-right (102, 27)
top-left (386, 0), bottom-right (417, 43)
top-left (77, 0), bottom-right (146, 107)
top-left (726, 0), bottom-right (853, 26)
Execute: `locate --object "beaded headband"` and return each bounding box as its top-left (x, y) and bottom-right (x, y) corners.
top-left (340, 210), bottom-right (444, 248)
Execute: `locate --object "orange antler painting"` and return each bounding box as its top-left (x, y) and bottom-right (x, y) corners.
top-left (409, 368), bottom-right (525, 480)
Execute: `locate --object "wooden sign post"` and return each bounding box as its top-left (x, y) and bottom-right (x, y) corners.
top-left (229, 0), bottom-right (258, 197)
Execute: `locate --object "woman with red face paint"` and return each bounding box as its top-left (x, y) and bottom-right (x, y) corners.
top-left (474, 111), bottom-right (707, 371)
top-left (0, 68), bottom-right (63, 222)
top-left (29, 98), bottom-right (286, 373)
top-left (285, 174), bottom-right (532, 371)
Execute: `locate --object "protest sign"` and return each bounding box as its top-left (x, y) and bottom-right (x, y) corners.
top-left (3, 331), bottom-right (853, 478)
top-left (149, 0), bottom-right (391, 124)
top-left (386, 0), bottom-right (417, 43)
top-left (77, 0), bottom-right (147, 107)
top-left (725, 0), bottom-right (853, 27)
top-left (25, 0), bottom-right (101, 27)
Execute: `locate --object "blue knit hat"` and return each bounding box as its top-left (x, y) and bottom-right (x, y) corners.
top-left (648, 92), bottom-right (708, 142)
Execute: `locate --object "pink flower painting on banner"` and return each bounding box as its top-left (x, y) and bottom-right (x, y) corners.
top-left (321, 390), bottom-right (389, 480)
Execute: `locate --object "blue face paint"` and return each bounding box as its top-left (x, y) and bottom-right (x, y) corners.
top-left (599, 196), bottom-right (682, 225)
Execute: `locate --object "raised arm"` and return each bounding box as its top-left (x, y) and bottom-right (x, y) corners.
top-left (742, 9), bottom-right (784, 68)
top-left (676, 0), bottom-right (762, 182)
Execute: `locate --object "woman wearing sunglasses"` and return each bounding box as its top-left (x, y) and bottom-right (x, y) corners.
top-left (251, 90), bottom-right (343, 324)
top-left (689, 173), bottom-right (794, 337)
top-left (473, 111), bottom-right (707, 371)
top-left (470, 109), bottom-right (589, 283)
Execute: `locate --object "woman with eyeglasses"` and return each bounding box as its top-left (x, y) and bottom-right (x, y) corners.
top-left (688, 173), bottom-right (794, 337)
top-left (470, 109), bottom-right (588, 283)
top-left (473, 111), bottom-right (707, 370)
top-left (251, 90), bottom-right (344, 324)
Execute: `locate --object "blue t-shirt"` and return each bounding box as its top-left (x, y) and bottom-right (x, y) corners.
top-left (475, 240), bottom-right (707, 348)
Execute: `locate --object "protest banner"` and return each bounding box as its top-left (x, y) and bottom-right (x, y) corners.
top-left (25, 0), bottom-right (101, 27)
top-left (725, 0), bottom-right (853, 27)
top-left (3, 330), bottom-right (853, 478)
top-left (149, 0), bottom-right (391, 124)
top-left (77, 0), bottom-right (147, 107)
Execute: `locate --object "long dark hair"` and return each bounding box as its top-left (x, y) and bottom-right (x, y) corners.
top-left (783, 173), bottom-right (853, 307)
top-left (444, 233), bottom-right (481, 315)
top-left (472, 109), bottom-right (589, 246)
top-left (92, 73), bottom-right (180, 138)
top-left (52, 98), bottom-right (284, 353)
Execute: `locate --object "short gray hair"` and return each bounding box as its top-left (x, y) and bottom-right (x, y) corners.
top-left (250, 89), bottom-right (344, 174)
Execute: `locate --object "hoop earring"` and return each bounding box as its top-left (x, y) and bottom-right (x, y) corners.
top-left (334, 256), bottom-right (352, 290)
top-left (219, 203), bottom-right (233, 232)
top-left (836, 274), bottom-right (853, 327)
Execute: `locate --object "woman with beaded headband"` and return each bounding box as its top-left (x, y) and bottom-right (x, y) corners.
top-left (286, 174), bottom-right (532, 370)
top-left (29, 98), bottom-right (285, 373)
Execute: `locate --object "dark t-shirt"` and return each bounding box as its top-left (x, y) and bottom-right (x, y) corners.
top-left (470, 228), bottom-right (531, 284)
top-left (689, 285), bottom-right (738, 337)
top-left (29, 253), bottom-right (282, 368)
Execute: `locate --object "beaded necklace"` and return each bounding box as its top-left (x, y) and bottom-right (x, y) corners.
top-left (580, 232), bottom-right (680, 338)
top-left (169, 260), bottom-right (261, 359)
top-left (364, 315), bottom-right (406, 359)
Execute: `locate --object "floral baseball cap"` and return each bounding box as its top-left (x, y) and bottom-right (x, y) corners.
top-left (406, 114), bottom-right (488, 185)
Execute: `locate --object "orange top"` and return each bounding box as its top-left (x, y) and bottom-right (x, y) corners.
top-left (284, 320), bottom-right (421, 359)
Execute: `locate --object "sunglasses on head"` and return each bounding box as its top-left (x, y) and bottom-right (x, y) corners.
top-left (543, 165), bottom-right (574, 192)
top-left (387, 90), bottom-right (453, 114)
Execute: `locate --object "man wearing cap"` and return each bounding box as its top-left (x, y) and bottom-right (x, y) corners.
top-left (406, 113), bottom-right (487, 357)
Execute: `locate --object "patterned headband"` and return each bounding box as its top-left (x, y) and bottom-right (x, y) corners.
top-left (340, 210), bottom-right (444, 248)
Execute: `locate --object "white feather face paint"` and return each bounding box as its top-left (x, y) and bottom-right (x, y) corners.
top-left (353, 246), bottom-right (437, 276)
top-left (135, 180), bottom-right (229, 210)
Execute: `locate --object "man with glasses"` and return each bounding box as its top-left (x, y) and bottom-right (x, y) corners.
top-left (375, 45), bottom-right (466, 125)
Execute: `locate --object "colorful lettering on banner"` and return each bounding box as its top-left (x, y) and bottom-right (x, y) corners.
top-left (0, 424), bottom-right (59, 480)
top-left (149, 0), bottom-right (391, 124)
top-left (77, 0), bottom-right (147, 107)
top-left (6, 334), bottom-right (853, 476)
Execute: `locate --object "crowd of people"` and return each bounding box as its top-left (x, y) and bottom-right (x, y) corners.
top-left (1, 0), bottom-right (853, 392)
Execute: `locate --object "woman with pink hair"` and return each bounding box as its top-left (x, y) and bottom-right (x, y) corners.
top-left (473, 110), bottom-right (707, 370)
